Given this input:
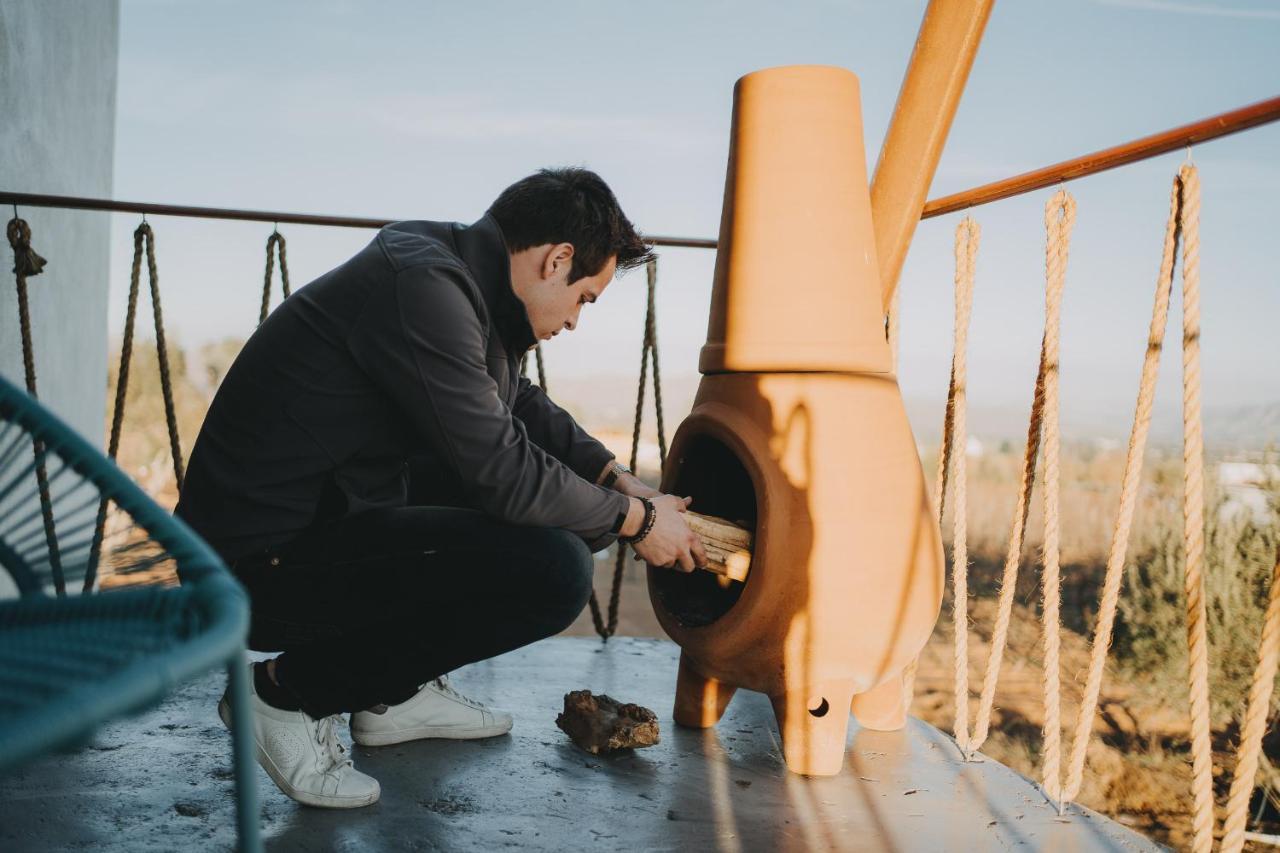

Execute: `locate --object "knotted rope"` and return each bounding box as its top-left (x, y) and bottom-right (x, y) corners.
top-left (927, 205), bottom-right (1069, 769)
top-left (962, 199), bottom-right (1066, 763)
top-left (1059, 169), bottom-right (1184, 805)
top-left (6, 215), bottom-right (64, 595)
top-left (921, 195), bottom-right (1076, 778)
top-left (936, 217), bottom-right (978, 751)
top-left (1039, 190), bottom-right (1074, 805)
top-left (908, 165), bottom-right (1261, 842)
top-left (85, 221), bottom-right (186, 591)
top-left (258, 229), bottom-right (290, 325)
top-left (588, 257), bottom-right (666, 640)
top-left (1177, 163), bottom-right (1215, 853)
top-left (519, 345), bottom-right (548, 391)
top-left (934, 204), bottom-right (1075, 770)
top-left (1221, 544), bottom-right (1280, 853)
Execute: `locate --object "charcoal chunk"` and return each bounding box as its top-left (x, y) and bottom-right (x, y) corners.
top-left (555, 690), bottom-right (659, 755)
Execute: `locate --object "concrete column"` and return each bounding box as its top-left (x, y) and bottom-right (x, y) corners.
top-left (0, 0), bottom-right (120, 447)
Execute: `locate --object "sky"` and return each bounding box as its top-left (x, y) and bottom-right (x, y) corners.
top-left (109, 0), bottom-right (1280, 439)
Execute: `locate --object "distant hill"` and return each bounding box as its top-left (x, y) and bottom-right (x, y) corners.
top-left (548, 372), bottom-right (1279, 454)
top-left (1199, 401), bottom-right (1280, 452)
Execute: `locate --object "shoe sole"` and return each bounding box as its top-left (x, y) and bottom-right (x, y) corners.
top-left (218, 697), bottom-right (381, 809)
top-left (351, 722), bottom-right (512, 747)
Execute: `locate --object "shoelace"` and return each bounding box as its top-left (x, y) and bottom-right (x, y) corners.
top-left (314, 714), bottom-right (353, 774)
top-left (431, 676), bottom-right (485, 710)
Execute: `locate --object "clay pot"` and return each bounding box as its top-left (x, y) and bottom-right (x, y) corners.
top-left (647, 65), bottom-right (944, 777)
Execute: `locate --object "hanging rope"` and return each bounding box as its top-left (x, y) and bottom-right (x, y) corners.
top-left (936, 217), bottom-right (978, 751)
top-left (6, 215), bottom-right (65, 596)
top-left (897, 164), bottom-right (1260, 840)
top-left (84, 221), bottom-right (186, 591)
top-left (1177, 163), bottom-right (1216, 853)
top-left (1039, 189), bottom-right (1074, 806)
top-left (588, 257), bottom-right (666, 640)
top-left (952, 198), bottom-right (1068, 764)
top-left (258, 229), bottom-right (290, 325)
top-left (1060, 169), bottom-right (1184, 805)
top-left (519, 344), bottom-right (548, 391)
top-left (534, 344), bottom-right (547, 392)
top-left (1221, 545), bottom-right (1280, 853)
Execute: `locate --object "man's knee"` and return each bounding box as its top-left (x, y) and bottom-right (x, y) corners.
top-left (536, 528), bottom-right (594, 621)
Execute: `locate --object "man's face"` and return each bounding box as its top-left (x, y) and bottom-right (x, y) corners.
top-left (511, 244), bottom-right (616, 344)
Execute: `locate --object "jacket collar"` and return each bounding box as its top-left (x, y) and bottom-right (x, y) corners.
top-left (453, 214), bottom-right (536, 355)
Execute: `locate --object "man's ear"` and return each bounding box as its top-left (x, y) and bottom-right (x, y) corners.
top-left (541, 242), bottom-right (575, 282)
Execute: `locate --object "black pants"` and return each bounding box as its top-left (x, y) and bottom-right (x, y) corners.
top-left (230, 507), bottom-right (594, 718)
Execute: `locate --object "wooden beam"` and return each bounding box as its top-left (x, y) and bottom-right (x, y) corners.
top-left (869, 0), bottom-right (995, 311)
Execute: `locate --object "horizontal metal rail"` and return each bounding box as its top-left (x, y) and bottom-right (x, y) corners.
top-left (0, 190), bottom-right (716, 249)
top-left (3, 94), bottom-right (1276, 246)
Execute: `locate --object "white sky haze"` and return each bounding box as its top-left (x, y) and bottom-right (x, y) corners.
top-left (108, 0), bottom-right (1280, 438)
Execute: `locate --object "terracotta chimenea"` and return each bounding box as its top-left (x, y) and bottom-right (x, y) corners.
top-left (648, 65), bottom-right (944, 777)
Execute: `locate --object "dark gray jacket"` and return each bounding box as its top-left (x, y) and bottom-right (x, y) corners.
top-left (175, 215), bottom-right (628, 562)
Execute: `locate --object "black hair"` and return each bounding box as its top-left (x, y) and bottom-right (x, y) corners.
top-left (488, 167), bottom-right (655, 283)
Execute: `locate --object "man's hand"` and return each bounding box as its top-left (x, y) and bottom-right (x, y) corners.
top-left (626, 494), bottom-right (708, 573)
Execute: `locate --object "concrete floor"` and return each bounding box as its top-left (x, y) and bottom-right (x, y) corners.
top-left (0, 637), bottom-right (1163, 852)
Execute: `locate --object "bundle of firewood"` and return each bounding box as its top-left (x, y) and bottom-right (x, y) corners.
top-left (684, 511), bottom-right (753, 583)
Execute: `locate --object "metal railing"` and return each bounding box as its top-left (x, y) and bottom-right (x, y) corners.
top-left (3, 95), bottom-right (1276, 250)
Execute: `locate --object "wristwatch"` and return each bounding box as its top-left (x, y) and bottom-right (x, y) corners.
top-left (601, 461), bottom-right (631, 490)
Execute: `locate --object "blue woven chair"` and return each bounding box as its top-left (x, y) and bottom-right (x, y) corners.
top-left (0, 373), bottom-right (260, 851)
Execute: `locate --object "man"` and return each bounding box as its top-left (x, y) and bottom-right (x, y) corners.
top-left (175, 168), bottom-right (706, 809)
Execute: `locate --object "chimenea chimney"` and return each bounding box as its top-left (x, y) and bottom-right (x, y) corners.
top-left (649, 65), bottom-right (945, 777)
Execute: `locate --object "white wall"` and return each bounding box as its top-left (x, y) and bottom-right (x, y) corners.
top-left (0, 0), bottom-right (119, 447)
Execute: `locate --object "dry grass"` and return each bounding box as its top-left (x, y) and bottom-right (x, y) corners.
top-left (107, 338), bottom-right (1280, 848)
top-left (917, 442), bottom-right (1280, 849)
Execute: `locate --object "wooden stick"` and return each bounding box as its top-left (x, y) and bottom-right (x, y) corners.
top-left (685, 511), bottom-right (753, 583)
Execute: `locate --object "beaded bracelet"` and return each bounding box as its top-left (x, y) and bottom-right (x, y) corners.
top-left (622, 496), bottom-right (657, 544)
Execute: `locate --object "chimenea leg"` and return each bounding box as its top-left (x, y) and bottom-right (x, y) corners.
top-left (672, 652), bottom-right (737, 728)
top-left (850, 669), bottom-right (908, 731)
top-left (769, 679), bottom-right (856, 776)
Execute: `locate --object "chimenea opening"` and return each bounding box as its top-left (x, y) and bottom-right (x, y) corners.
top-left (653, 434), bottom-right (757, 628)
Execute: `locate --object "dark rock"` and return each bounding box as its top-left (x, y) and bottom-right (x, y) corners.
top-left (555, 690), bottom-right (659, 755)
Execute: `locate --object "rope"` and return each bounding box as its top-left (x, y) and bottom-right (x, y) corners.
top-left (907, 167), bottom-right (1229, 837)
top-left (588, 258), bottom-right (665, 640)
top-left (85, 222), bottom-right (186, 591)
top-left (936, 209), bottom-right (1071, 768)
top-left (958, 195), bottom-right (1074, 764)
top-left (1039, 190), bottom-right (1075, 806)
top-left (1060, 171), bottom-right (1184, 805)
top-left (939, 217), bottom-right (978, 751)
top-left (931, 202), bottom-right (1069, 770)
top-left (1221, 545), bottom-right (1280, 853)
top-left (534, 344), bottom-right (547, 392)
top-left (519, 344), bottom-right (548, 391)
top-left (1177, 164), bottom-right (1215, 853)
top-left (6, 216), bottom-right (65, 595)
top-left (258, 229), bottom-right (290, 325)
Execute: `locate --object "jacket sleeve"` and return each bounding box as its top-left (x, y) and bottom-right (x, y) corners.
top-left (347, 262), bottom-right (629, 548)
top-left (512, 377), bottom-right (616, 484)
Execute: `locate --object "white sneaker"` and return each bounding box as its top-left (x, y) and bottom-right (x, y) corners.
top-left (350, 675), bottom-right (514, 747)
top-left (218, 671), bottom-right (380, 809)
